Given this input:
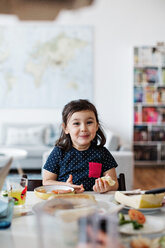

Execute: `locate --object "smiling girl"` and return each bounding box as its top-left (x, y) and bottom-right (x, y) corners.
top-left (43, 99), bottom-right (118, 193)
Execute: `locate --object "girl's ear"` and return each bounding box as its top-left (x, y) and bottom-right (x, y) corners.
top-left (62, 123), bottom-right (69, 134)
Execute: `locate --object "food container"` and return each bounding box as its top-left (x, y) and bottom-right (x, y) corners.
top-left (33, 197), bottom-right (97, 248)
top-left (34, 185), bottom-right (74, 200)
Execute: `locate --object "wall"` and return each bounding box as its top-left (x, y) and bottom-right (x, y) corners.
top-left (1, 0), bottom-right (165, 147)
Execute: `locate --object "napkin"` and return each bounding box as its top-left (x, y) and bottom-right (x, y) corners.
top-left (0, 199), bottom-right (14, 229)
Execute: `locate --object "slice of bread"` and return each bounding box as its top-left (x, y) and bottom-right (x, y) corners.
top-left (48, 193), bottom-right (96, 202)
top-left (101, 176), bottom-right (116, 186)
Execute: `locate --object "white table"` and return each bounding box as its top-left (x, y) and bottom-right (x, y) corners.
top-left (0, 148), bottom-right (27, 173)
top-left (0, 192), bottom-right (165, 248)
top-left (0, 148), bottom-right (27, 160)
top-left (0, 192), bottom-right (115, 248)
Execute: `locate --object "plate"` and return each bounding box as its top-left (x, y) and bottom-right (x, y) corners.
top-left (113, 198), bottom-right (165, 214)
top-left (34, 185), bottom-right (75, 200)
top-left (123, 205), bottom-right (164, 214)
top-left (32, 197), bottom-right (96, 220)
top-left (119, 215), bottom-right (165, 235)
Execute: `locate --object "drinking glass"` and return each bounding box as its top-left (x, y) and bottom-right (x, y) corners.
top-left (34, 197), bottom-right (97, 248)
top-left (7, 177), bottom-right (28, 207)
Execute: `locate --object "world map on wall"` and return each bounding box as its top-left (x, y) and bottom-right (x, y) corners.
top-left (0, 25), bottom-right (93, 108)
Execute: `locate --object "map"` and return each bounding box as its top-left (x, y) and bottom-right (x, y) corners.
top-left (0, 25), bottom-right (93, 108)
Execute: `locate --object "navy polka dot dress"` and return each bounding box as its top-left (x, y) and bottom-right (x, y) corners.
top-left (43, 144), bottom-right (118, 191)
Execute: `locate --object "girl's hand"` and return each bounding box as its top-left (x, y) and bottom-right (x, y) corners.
top-left (74, 184), bottom-right (85, 193)
top-left (66, 174), bottom-right (73, 184)
top-left (66, 174), bottom-right (85, 193)
top-left (93, 168), bottom-right (119, 193)
top-left (93, 177), bottom-right (111, 193)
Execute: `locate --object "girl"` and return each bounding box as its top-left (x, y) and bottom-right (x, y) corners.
top-left (43, 99), bottom-right (119, 193)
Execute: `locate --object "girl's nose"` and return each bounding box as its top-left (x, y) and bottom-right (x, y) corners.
top-left (81, 123), bottom-right (87, 131)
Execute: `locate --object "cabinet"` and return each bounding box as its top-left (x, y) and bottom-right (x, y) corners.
top-left (133, 45), bottom-right (165, 166)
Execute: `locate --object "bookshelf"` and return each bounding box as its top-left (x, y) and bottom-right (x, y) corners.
top-left (133, 44), bottom-right (165, 166)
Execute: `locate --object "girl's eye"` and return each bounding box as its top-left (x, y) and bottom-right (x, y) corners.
top-left (87, 121), bottom-right (93, 124)
top-left (73, 122), bottom-right (80, 126)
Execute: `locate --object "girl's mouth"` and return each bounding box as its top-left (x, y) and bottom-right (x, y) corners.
top-left (79, 135), bottom-right (89, 138)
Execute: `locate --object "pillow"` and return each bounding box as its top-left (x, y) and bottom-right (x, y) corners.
top-left (5, 126), bottom-right (46, 146)
top-left (104, 129), bottom-right (120, 151)
top-left (44, 123), bottom-right (62, 146)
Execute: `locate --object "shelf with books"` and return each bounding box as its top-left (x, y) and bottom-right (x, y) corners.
top-left (134, 103), bottom-right (165, 107)
top-left (134, 145), bottom-right (158, 161)
top-left (134, 125), bottom-right (165, 142)
top-left (133, 44), bottom-right (165, 166)
top-left (134, 107), bottom-right (165, 125)
top-left (134, 141), bottom-right (165, 145)
top-left (134, 86), bottom-right (165, 105)
top-left (134, 66), bottom-right (160, 84)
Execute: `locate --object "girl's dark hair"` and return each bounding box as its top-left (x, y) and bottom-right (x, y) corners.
top-left (56, 99), bottom-right (106, 151)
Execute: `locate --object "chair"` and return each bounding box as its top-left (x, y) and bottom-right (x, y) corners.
top-left (117, 173), bottom-right (126, 191)
top-left (27, 179), bottom-right (43, 191)
top-left (25, 173), bottom-right (126, 191)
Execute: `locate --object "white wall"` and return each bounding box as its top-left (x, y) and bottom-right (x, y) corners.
top-left (1, 0), bottom-right (165, 146)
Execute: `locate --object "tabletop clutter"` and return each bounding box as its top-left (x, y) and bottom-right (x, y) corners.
top-left (0, 174), bottom-right (165, 248)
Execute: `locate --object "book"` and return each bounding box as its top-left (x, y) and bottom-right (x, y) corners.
top-left (157, 107), bottom-right (165, 122)
top-left (134, 47), bottom-right (162, 66)
top-left (134, 47), bottom-right (139, 65)
top-left (144, 86), bottom-right (156, 104)
top-left (161, 68), bottom-right (165, 84)
top-left (134, 87), bottom-right (143, 102)
top-left (142, 107), bottom-right (158, 123)
top-left (137, 47), bottom-right (153, 66)
top-left (151, 126), bottom-right (165, 141)
top-left (134, 126), bottom-right (148, 141)
top-left (157, 87), bottom-right (165, 104)
top-left (134, 68), bottom-right (144, 83)
top-left (161, 145), bottom-right (165, 160)
top-left (144, 67), bottom-right (159, 84)
top-left (134, 106), bottom-right (141, 123)
top-left (134, 145), bottom-right (157, 161)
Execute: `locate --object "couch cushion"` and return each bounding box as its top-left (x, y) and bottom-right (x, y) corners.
top-left (2, 123), bottom-right (62, 147)
top-left (104, 129), bottom-right (120, 151)
top-left (2, 123), bottom-right (55, 146)
top-left (5, 126), bottom-right (46, 146)
top-left (3, 145), bottom-right (52, 157)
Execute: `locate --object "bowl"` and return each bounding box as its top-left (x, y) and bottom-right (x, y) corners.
top-left (34, 185), bottom-right (75, 200)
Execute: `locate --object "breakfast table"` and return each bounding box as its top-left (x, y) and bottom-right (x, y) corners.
top-left (0, 191), bottom-right (165, 248)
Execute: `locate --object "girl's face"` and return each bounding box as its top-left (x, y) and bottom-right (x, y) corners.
top-left (64, 110), bottom-right (99, 151)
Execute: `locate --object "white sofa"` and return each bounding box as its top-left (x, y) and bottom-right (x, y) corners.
top-left (0, 123), bottom-right (61, 170)
top-left (0, 123), bottom-right (134, 189)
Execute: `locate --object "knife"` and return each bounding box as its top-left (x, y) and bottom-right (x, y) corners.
top-left (144, 187), bottom-right (165, 194)
top-left (122, 188), bottom-right (165, 195)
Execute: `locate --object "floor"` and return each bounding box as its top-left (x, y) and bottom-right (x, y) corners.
top-left (3, 170), bottom-right (42, 190)
top-left (133, 167), bottom-right (165, 190)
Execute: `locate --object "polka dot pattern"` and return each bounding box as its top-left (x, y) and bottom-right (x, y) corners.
top-left (43, 144), bottom-right (118, 191)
